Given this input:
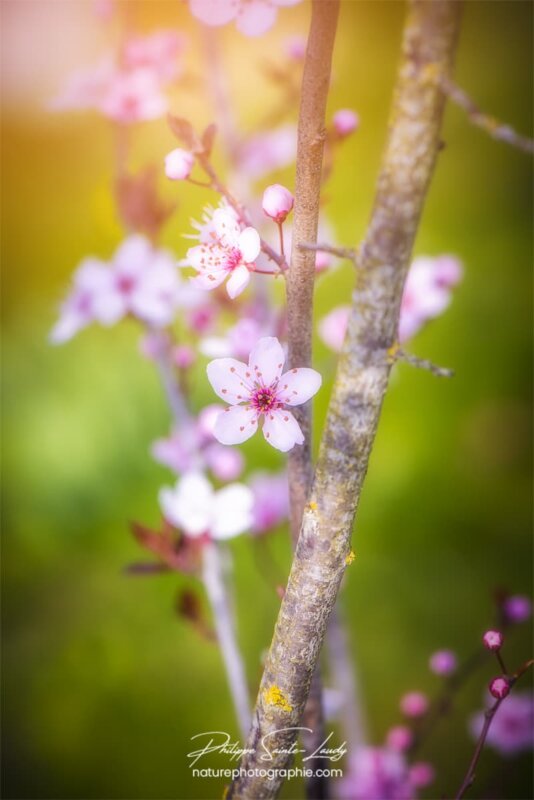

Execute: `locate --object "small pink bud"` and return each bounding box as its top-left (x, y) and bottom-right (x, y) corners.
top-left (409, 762), bottom-right (435, 789)
top-left (503, 594), bottom-right (532, 624)
top-left (333, 109), bottom-right (359, 137)
top-left (285, 35), bottom-right (306, 61)
top-left (400, 691), bottom-right (429, 718)
top-left (483, 630), bottom-right (504, 651)
top-left (262, 184), bottom-right (294, 223)
top-left (164, 148), bottom-right (194, 180)
top-left (429, 649), bottom-right (458, 676)
top-left (172, 345), bottom-right (196, 369)
top-left (386, 725), bottom-right (413, 752)
top-left (489, 676), bottom-right (510, 699)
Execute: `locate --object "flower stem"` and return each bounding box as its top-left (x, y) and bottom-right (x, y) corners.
top-left (202, 542), bottom-right (251, 741)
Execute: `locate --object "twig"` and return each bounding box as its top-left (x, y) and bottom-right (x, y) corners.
top-left (440, 75), bottom-right (534, 155)
top-left (396, 348), bottom-right (454, 378)
top-left (228, 2), bottom-right (462, 799)
top-left (202, 542), bottom-right (251, 741)
top-left (299, 241), bottom-right (358, 264)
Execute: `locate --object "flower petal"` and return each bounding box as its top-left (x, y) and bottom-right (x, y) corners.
top-left (213, 405), bottom-right (258, 445)
top-left (213, 208), bottom-right (241, 248)
top-left (186, 242), bottom-right (228, 274)
top-left (212, 483), bottom-right (254, 539)
top-left (190, 270), bottom-right (227, 292)
top-left (206, 358), bottom-right (253, 404)
top-left (189, 0), bottom-right (237, 26)
top-left (226, 264), bottom-right (251, 299)
top-left (159, 472), bottom-right (214, 536)
top-left (262, 409), bottom-right (304, 452)
top-left (248, 336), bottom-right (285, 386)
top-left (277, 368), bottom-right (322, 406)
top-left (238, 227), bottom-right (261, 263)
top-left (236, 1), bottom-right (277, 36)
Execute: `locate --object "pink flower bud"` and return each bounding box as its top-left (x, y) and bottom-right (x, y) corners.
top-left (503, 594), bottom-right (532, 624)
top-left (483, 630), bottom-right (504, 651)
top-left (489, 676), bottom-right (510, 699)
top-left (400, 691), bottom-right (429, 718)
top-left (262, 184), bottom-right (294, 223)
top-left (164, 148), bottom-right (194, 180)
top-left (409, 762), bottom-right (435, 789)
top-left (386, 725), bottom-right (413, 752)
top-left (172, 345), bottom-right (196, 369)
top-left (333, 108), bottom-right (359, 137)
top-left (429, 649), bottom-right (458, 676)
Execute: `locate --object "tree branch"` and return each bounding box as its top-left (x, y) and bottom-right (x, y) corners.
top-left (286, 3), bottom-right (340, 797)
top-left (228, 2), bottom-right (462, 798)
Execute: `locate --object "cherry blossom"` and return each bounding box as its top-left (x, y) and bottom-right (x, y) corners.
top-left (400, 691), bottom-right (428, 718)
top-left (183, 209), bottom-right (261, 299)
top-left (319, 305), bottom-right (350, 352)
top-left (489, 676), bottom-right (510, 699)
top-left (337, 748), bottom-right (414, 800)
top-left (333, 108), bottom-right (359, 137)
top-left (189, 0), bottom-right (302, 38)
top-left (429, 649), bottom-right (458, 675)
top-left (470, 691), bottom-right (534, 756)
top-left (159, 472), bottom-right (253, 540)
top-left (502, 594), bottom-right (532, 624)
top-left (386, 726), bottom-right (413, 752)
top-left (206, 337), bottom-right (321, 452)
top-left (99, 67), bottom-right (168, 124)
top-left (249, 471), bottom-right (289, 533)
top-left (50, 257), bottom-right (116, 344)
top-left (238, 125), bottom-right (297, 179)
top-left (483, 630), bottom-right (504, 651)
top-left (152, 405), bottom-right (244, 481)
top-left (122, 30), bottom-right (184, 82)
top-left (262, 184), bottom-right (294, 223)
top-left (165, 148), bottom-right (195, 180)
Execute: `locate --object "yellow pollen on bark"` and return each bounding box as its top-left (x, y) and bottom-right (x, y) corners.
top-left (263, 685), bottom-right (293, 713)
top-left (345, 550), bottom-right (356, 566)
top-left (387, 341), bottom-right (400, 362)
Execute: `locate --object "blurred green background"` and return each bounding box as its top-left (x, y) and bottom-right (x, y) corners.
top-left (2, 1), bottom-right (532, 798)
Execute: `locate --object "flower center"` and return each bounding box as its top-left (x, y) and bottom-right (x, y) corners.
top-left (225, 247), bottom-right (242, 272)
top-left (251, 385), bottom-right (278, 413)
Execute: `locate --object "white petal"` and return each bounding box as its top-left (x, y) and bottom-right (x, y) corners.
top-left (213, 405), bottom-right (258, 445)
top-left (92, 289), bottom-right (127, 325)
top-left (113, 235), bottom-right (152, 277)
top-left (49, 310), bottom-right (87, 344)
top-left (248, 336), bottom-right (285, 386)
top-left (213, 208), bottom-right (241, 248)
top-left (236, 1), bottom-right (277, 36)
top-left (206, 358), bottom-right (253, 404)
top-left (189, 0), bottom-right (237, 26)
top-left (159, 473), bottom-right (214, 537)
top-left (262, 409), bottom-right (304, 452)
top-left (191, 271), bottom-right (227, 291)
top-left (226, 264), bottom-right (250, 299)
top-left (212, 484), bottom-right (254, 539)
top-left (238, 227), bottom-right (261, 263)
top-left (277, 368), bottom-right (322, 406)
top-left (186, 242), bottom-right (228, 274)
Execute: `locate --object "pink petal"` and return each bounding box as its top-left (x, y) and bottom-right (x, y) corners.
top-left (189, 0), bottom-right (238, 26)
top-left (213, 208), bottom-right (241, 248)
top-left (186, 242), bottom-right (228, 273)
top-left (226, 264), bottom-right (250, 299)
top-left (190, 271), bottom-right (227, 291)
top-left (113, 234), bottom-right (152, 277)
top-left (206, 357), bottom-right (253, 404)
top-left (248, 336), bottom-right (285, 386)
top-left (236, 1), bottom-right (277, 36)
top-left (277, 367), bottom-right (322, 406)
top-left (238, 227), bottom-right (261, 263)
top-left (213, 405), bottom-right (258, 445)
top-left (262, 409), bottom-right (304, 452)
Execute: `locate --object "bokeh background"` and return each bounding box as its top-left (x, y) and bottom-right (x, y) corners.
top-left (2, 1), bottom-right (532, 798)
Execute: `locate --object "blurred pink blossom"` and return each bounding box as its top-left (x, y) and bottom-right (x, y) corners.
top-left (238, 125), bottom-right (297, 179)
top-left (338, 748), bottom-right (414, 800)
top-left (399, 254), bottom-right (463, 343)
top-left (333, 108), bottom-right (359, 137)
top-left (319, 305), bottom-right (350, 352)
top-left (207, 336), bottom-right (321, 452)
top-left (400, 691), bottom-right (429, 718)
top-left (160, 472), bottom-right (253, 540)
top-left (386, 726), bottom-right (413, 752)
top-left (165, 148), bottom-right (195, 180)
top-left (189, 0), bottom-right (302, 37)
top-left (429, 649), bottom-right (458, 675)
top-left (470, 691), bottom-right (534, 756)
top-left (408, 762), bottom-right (435, 789)
top-left (249, 471), bottom-right (289, 533)
top-left (503, 594), bottom-right (532, 624)
top-left (122, 30), bottom-right (184, 82)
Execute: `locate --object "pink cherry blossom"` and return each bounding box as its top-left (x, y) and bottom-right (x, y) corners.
top-left (483, 630), bottom-right (504, 651)
top-left (399, 254), bottom-right (463, 342)
top-left (470, 691), bottom-right (534, 756)
top-left (122, 30), bottom-right (184, 82)
top-left (50, 257), bottom-right (115, 344)
top-left (249, 471), bottom-right (289, 533)
top-left (408, 762), bottom-right (435, 789)
top-left (502, 594), bottom-right (532, 623)
top-left (429, 649), bottom-right (458, 675)
top-left (319, 305), bottom-right (350, 352)
top-left (200, 316), bottom-right (265, 360)
top-left (184, 209), bottom-right (261, 299)
top-left (159, 472), bottom-right (253, 540)
top-left (262, 184), bottom-right (294, 223)
top-left (386, 726), bottom-right (413, 752)
top-left (489, 677), bottom-right (511, 699)
top-left (207, 337), bottom-right (321, 452)
top-left (333, 108), bottom-right (359, 137)
top-left (98, 67), bottom-right (168, 123)
top-left (152, 405), bottom-right (244, 481)
top-left (337, 748), bottom-right (414, 800)
top-left (165, 148), bottom-right (195, 180)
top-left (189, 0), bottom-right (302, 37)
top-left (400, 691), bottom-right (428, 718)
top-left (238, 124), bottom-right (297, 179)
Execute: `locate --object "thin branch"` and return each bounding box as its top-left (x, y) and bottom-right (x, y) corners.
top-left (440, 75), bottom-right (534, 154)
top-left (299, 241), bottom-right (358, 264)
top-left (202, 542), bottom-right (251, 742)
top-left (286, 4), bottom-right (340, 798)
top-left (228, 3), bottom-right (462, 798)
top-left (396, 348), bottom-right (454, 378)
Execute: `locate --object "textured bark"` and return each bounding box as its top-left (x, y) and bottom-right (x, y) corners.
top-left (286, 4), bottom-right (340, 797)
top-left (228, 2), bottom-right (462, 798)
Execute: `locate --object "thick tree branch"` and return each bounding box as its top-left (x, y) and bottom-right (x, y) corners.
top-left (286, 4), bottom-right (340, 797)
top-left (228, 2), bottom-right (462, 798)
